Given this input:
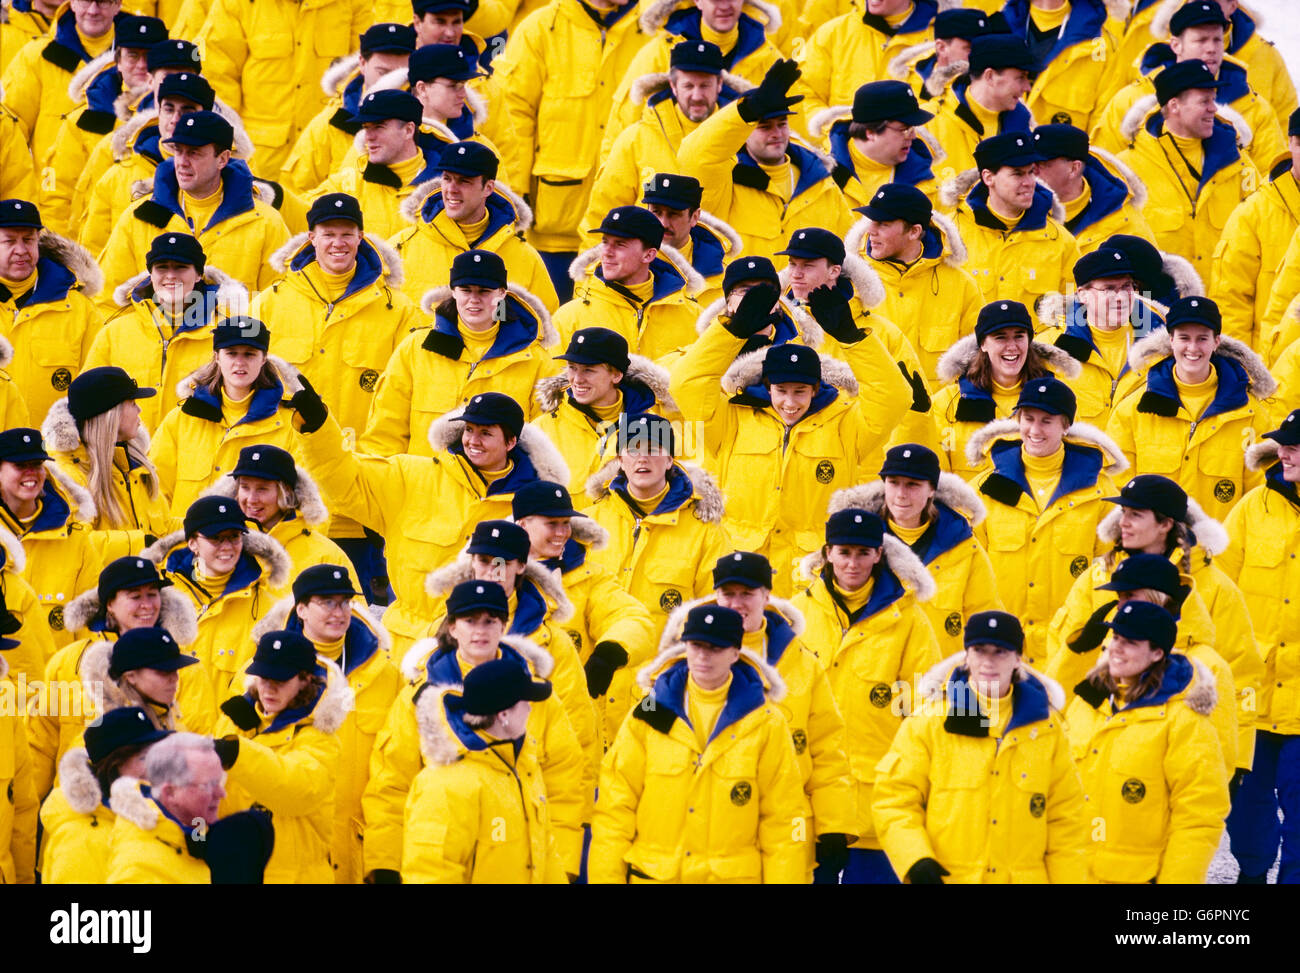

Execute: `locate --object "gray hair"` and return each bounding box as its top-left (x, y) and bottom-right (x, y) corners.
top-left (145, 732), bottom-right (215, 789)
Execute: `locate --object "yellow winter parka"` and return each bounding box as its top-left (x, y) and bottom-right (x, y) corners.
top-left (37, 746), bottom-right (114, 884)
top-left (0, 652), bottom-right (36, 884)
top-left (806, 108), bottom-right (944, 211)
top-left (873, 657), bottom-right (1088, 884)
top-left (104, 776), bottom-right (210, 884)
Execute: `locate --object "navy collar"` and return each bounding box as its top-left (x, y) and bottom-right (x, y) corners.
top-left (645, 656), bottom-right (769, 743)
top-left (663, 6), bottom-right (768, 65)
top-left (1142, 114), bottom-right (1244, 190)
top-left (1140, 353), bottom-right (1251, 420)
top-left (966, 179), bottom-right (1056, 232)
top-left (151, 157), bottom-right (260, 233)
top-left (1003, 0), bottom-right (1108, 72)
top-left (943, 666), bottom-right (1051, 737)
top-left (983, 438), bottom-right (1105, 509)
top-left (288, 236), bottom-right (387, 302)
top-left (611, 463), bottom-right (696, 517)
top-left (888, 501), bottom-right (973, 565)
top-left (421, 187), bottom-right (519, 243)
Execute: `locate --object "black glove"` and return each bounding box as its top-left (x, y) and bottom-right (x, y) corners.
top-left (365, 869), bottom-right (402, 885)
top-left (1229, 768), bottom-right (1249, 801)
top-left (289, 372), bottom-right (329, 434)
top-left (906, 857), bottom-right (950, 885)
top-left (807, 284), bottom-right (863, 344)
top-left (584, 640), bottom-right (628, 698)
top-left (212, 736), bottom-right (240, 769)
top-left (220, 695), bottom-right (261, 733)
top-left (738, 58), bottom-right (803, 123)
top-left (724, 283), bottom-right (780, 339)
top-left (205, 808), bottom-right (274, 884)
top-left (1068, 600), bottom-right (1117, 655)
top-left (814, 833), bottom-right (851, 874)
top-left (898, 362), bottom-right (931, 412)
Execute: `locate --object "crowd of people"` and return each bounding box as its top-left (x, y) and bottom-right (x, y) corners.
top-left (0, 0), bottom-right (1297, 884)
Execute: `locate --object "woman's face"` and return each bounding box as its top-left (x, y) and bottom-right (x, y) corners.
top-left (116, 400), bottom-right (143, 441)
top-left (106, 584), bottom-right (162, 632)
top-left (295, 594), bottom-right (351, 643)
top-left (216, 346), bottom-right (266, 391)
top-left (235, 476), bottom-right (283, 527)
top-left (981, 327), bottom-right (1030, 386)
top-left (1118, 507), bottom-right (1171, 553)
top-left (124, 666), bottom-right (179, 706)
top-left (1106, 634), bottom-right (1164, 681)
top-left (187, 529), bottom-right (243, 574)
top-left (450, 611), bottom-right (505, 666)
top-left (1018, 407), bottom-right (1068, 457)
top-left (255, 673), bottom-right (306, 716)
top-left (883, 475), bottom-right (935, 529)
top-left (826, 544), bottom-right (881, 592)
top-left (149, 259), bottom-right (200, 310)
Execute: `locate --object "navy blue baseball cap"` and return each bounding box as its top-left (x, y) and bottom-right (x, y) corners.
top-left (361, 23), bottom-right (418, 56)
top-left (97, 555), bottom-right (171, 606)
top-left (974, 131), bottom-right (1041, 172)
top-left (84, 707), bottom-right (171, 763)
top-left (409, 42), bottom-right (480, 83)
top-left (293, 563), bottom-right (361, 603)
top-left (1106, 600), bottom-right (1178, 652)
top-left (964, 610), bottom-right (1024, 653)
top-left (1074, 247), bottom-right (1135, 287)
top-left (825, 508), bottom-right (885, 548)
top-left (1290, 108), bottom-right (1300, 138)
top-left (681, 603), bottom-right (744, 648)
top-left (307, 192), bottom-right (364, 229)
top-left (974, 300), bottom-right (1034, 343)
top-left (616, 413), bottom-right (676, 457)
top-left (761, 343), bottom-right (821, 386)
top-left (1169, 0), bottom-right (1230, 35)
top-left (712, 551), bottom-right (774, 590)
top-left (598, 206), bottom-right (664, 249)
top-left (934, 8), bottom-right (999, 40)
top-left (879, 443), bottom-right (941, 486)
top-left (156, 72), bottom-right (214, 110)
top-left (642, 173), bottom-right (702, 211)
top-left (1265, 409), bottom-right (1300, 447)
top-left (512, 480), bottom-right (582, 520)
top-left (459, 657), bottom-right (551, 715)
top-left (1033, 123), bottom-right (1090, 162)
top-left (450, 249), bottom-right (507, 289)
top-left (669, 39), bottom-right (724, 74)
top-left (851, 80), bottom-right (933, 127)
top-left (183, 495), bottom-right (250, 538)
top-left (354, 89), bottom-right (423, 125)
top-left (455, 392), bottom-right (524, 438)
top-left (1098, 553), bottom-right (1183, 598)
top-left (163, 110), bottom-right (234, 151)
top-left (109, 628), bottom-right (198, 679)
top-left (777, 227), bottom-right (845, 264)
top-left (1154, 59), bottom-right (1224, 105)
top-left (1166, 295), bottom-right (1221, 334)
top-left (556, 327), bottom-right (631, 372)
top-left (467, 519), bottom-right (531, 562)
top-left (413, 0), bottom-right (478, 15)
top-left (230, 444), bottom-right (297, 486)
top-left (856, 183), bottom-right (933, 227)
top-left (0, 199), bottom-right (41, 229)
top-left (439, 141), bottom-right (498, 179)
top-left (1104, 474), bottom-right (1189, 523)
top-left (722, 256), bottom-right (780, 295)
top-left (0, 428), bottom-right (50, 464)
top-left (445, 579), bottom-right (509, 620)
top-left (67, 366), bottom-right (157, 423)
top-left (1016, 376), bottom-right (1077, 423)
top-left (147, 40), bottom-right (200, 72)
top-left (247, 630), bottom-right (318, 681)
top-left (968, 35), bottom-right (1036, 76)
top-left (212, 315), bottom-right (271, 353)
top-left (146, 231), bottom-right (205, 271)
top-left (115, 14), bottom-right (167, 49)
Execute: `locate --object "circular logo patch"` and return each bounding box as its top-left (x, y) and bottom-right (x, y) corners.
top-left (1051, 111), bottom-right (1072, 125)
top-left (51, 367), bottom-right (72, 391)
top-left (1213, 479), bottom-right (1235, 503)
top-left (1029, 793), bottom-right (1046, 818)
top-left (1069, 555), bottom-right (1089, 578)
top-left (815, 460), bottom-right (835, 484)
top-left (869, 683), bottom-right (892, 708)
top-left (48, 605), bottom-right (65, 631)
top-left (730, 781), bottom-right (752, 806)
top-left (659, 588), bottom-right (682, 612)
top-left (359, 369), bottom-right (380, 392)
top-left (567, 629), bottom-right (582, 651)
top-left (791, 729), bottom-right (807, 755)
top-left (1121, 778), bottom-right (1146, 804)
top-left (944, 612), bottom-right (962, 637)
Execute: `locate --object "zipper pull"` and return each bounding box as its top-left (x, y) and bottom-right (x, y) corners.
top-left (325, 302), bottom-right (334, 316)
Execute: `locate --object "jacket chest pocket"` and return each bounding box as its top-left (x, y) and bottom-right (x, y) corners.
top-left (985, 512), bottom-right (1029, 553)
top-left (1107, 743), bottom-right (1167, 845)
top-left (340, 328), bottom-right (393, 371)
top-left (711, 739), bottom-right (761, 827)
top-left (1136, 425), bottom-right (1183, 474)
top-left (1194, 427), bottom-right (1242, 480)
top-left (645, 735), bottom-right (692, 779)
top-left (28, 315), bottom-right (81, 367)
top-left (412, 372), bottom-right (466, 419)
top-left (309, 2), bottom-right (351, 58)
top-left (272, 329), bottom-right (315, 368)
top-left (178, 429), bottom-right (222, 484)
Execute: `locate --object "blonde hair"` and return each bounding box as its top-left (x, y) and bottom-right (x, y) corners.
top-left (79, 402), bottom-right (160, 528)
top-left (190, 354), bottom-right (281, 398)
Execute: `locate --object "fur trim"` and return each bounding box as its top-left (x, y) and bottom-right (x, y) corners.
top-left (38, 231), bottom-right (103, 298)
top-left (932, 211), bottom-right (968, 266)
top-left (917, 650), bottom-right (1067, 711)
top-left (695, 295), bottom-right (819, 342)
top-left (80, 640), bottom-right (127, 713)
top-left (39, 396), bottom-right (80, 453)
top-left (238, 531), bottom-right (291, 590)
top-left (1120, 94), bottom-right (1158, 145)
top-left (829, 472), bottom-right (987, 526)
top-left (0, 523), bottom-right (25, 574)
top-left (321, 53), bottom-right (360, 97)
top-left (1215, 101), bottom-right (1254, 148)
top-left (1126, 331), bottom-right (1276, 398)
top-left (464, 84), bottom-right (488, 128)
top-left (584, 459), bottom-right (725, 523)
top-left (58, 747), bottom-right (102, 815)
top-left (933, 333), bottom-right (1083, 385)
top-left (655, 593), bottom-right (806, 656)
top-left (1244, 437), bottom-right (1278, 472)
top-left (843, 253), bottom-right (885, 308)
top-left (414, 682), bottom-right (466, 766)
top-left (1103, 0), bottom-right (1131, 21)
top-left (174, 353), bottom-right (303, 400)
top-left (887, 40), bottom-right (934, 81)
top-left (533, 353), bottom-right (676, 414)
top-left (423, 554), bottom-right (575, 625)
top-left (567, 514), bottom-right (608, 550)
top-left (630, 71), bottom-right (670, 107)
top-left (420, 281), bottom-right (554, 345)
top-left (368, 65), bottom-right (406, 92)
top-left (111, 107), bottom-right (156, 160)
top-left (639, 0), bottom-right (779, 34)
top-left (0, 654), bottom-right (5, 681)
top-left (1091, 145), bottom-right (1148, 210)
top-left (925, 60), bottom-right (968, 99)
top-left (0, 333), bottom-right (13, 370)
top-left (202, 463), bottom-right (329, 529)
top-left (396, 172), bottom-right (536, 234)
top-left (796, 533), bottom-right (936, 601)
top-left (491, 178), bottom-right (533, 234)
top-left (1081, 651), bottom-right (1218, 715)
top-left (268, 231), bottom-right (403, 288)
top-left (109, 777), bottom-right (158, 831)
top-left (807, 105), bottom-right (850, 141)
top-left (1042, 181), bottom-right (1066, 223)
top-left (112, 264), bottom-right (247, 312)
top-left (426, 413), bottom-right (571, 486)
top-left (111, 82), bottom-right (151, 123)
top-left (305, 656), bottom-right (355, 735)
top-left (1095, 496), bottom-right (1229, 557)
top-left (62, 584), bottom-right (198, 646)
top-left (635, 641), bottom-right (786, 701)
top-left (1151, 0), bottom-right (1179, 39)
top-left (721, 345), bottom-right (859, 397)
top-left (249, 593), bottom-right (393, 658)
top-left (939, 169), bottom-right (981, 209)
top-left (696, 209), bottom-right (742, 256)
top-left (43, 461), bottom-right (97, 523)
top-left (964, 417), bottom-right (1129, 474)
top-left (67, 49), bottom-right (114, 103)
top-left (1162, 251), bottom-right (1203, 298)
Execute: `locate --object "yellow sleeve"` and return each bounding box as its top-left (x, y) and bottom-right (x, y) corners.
top-left (1042, 727), bottom-right (1089, 884)
top-left (401, 766), bottom-right (478, 884)
top-left (1210, 196), bottom-right (1265, 347)
top-left (195, 0), bottom-right (248, 114)
top-left (898, 607), bottom-right (941, 712)
top-left (543, 625), bottom-right (597, 803)
top-left (25, 653), bottom-right (67, 802)
top-left (1103, 396), bottom-right (1137, 489)
top-left (583, 572), bottom-right (657, 666)
top-left (1044, 565), bottom-right (1105, 692)
top-left (0, 42), bottom-right (43, 139)
top-left (678, 101), bottom-right (751, 220)
top-left (821, 329), bottom-right (913, 447)
top-left (589, 711), bottom-right (647, 884)
top-left (97, 207), bottom-right (149, 313)
top-left (360, 685), bottom-right (422, 876)
top-left (1217, 499), bottom-right (1247, 582)
top-left (225, 727), bottom-right (340, 818)
top-left (1156, 708), bottom-right (1230, 884)
top-left (297, 411), bottom-right (417, 537)
top-left (8, 710), bottom-right (37, 883)
top-left (1260, 225), bottom-right (1300, 359)
top-left (756, 708), bottom-right (809, 884)
top-left (534, 694), bottom-right (586, 875)
top-left (358, 333), bottom-right (418, 456)
top-left (790, 20), bottom-right (834, 132)
top-left (0, 112), bottom-right (36, 202)
top-left (146, 405), bottom-right (182, 509)
top-left (804, 658), bottom-right (856, 839)
top-left (964, 539), bottom-right (1004, 614)
top-left (485, 14), bottom-right (546, 189)
top-left (666, 316), bottom-right (744, 424)
top-left (871, 717), bottom-right (937, 881)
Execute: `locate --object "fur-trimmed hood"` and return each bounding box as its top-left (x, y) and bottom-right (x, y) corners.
top-left (1126, 330), bottom-right (1276, 399)
top-left (806, 102), bottom-right (945, 165)
top-left (397, 174), bottom-right (534, 234)
top-left (1119, 93), bottom-right (1253, 149)
top-left (37, 231), bottom-right (103, 298)
top-left (249, 593), bottom-right (394, 661)
top-left (655, 592), bottom-right (805, 656)
top-left (141, 529), bottom-right (292, 590)
top-left (696, 209), bottom-right (743, 259)
top-left (108, 99), bottom-right (256, 161)
top-left (918, 650), bottom-right (1068, 712)
top-left (628, 68), bottom-right (753, 107)
top-left (62, 584), bottom-right (199, 646)
top-left (268, 231), bottom-right (404, 289)
top-left (423, 553), bottom-right (575, 624)
top-left (0, 334), bottom-right (12, 371)
top-left (1245, 437), bottom-right (1285, 472)
top-left (0, 521), bottom-right (25, 574)
top-left (41, 396), bottom-right (151, 458)
top-left (639, 0), bottom-right (780, 34)
top-left (108, 777), bottom-right (163, 832)
top-left (939, 169), bottom-right (1068, 224)
top-left (426, 412), bottom-right (571, 486)
top-left (58, 747), bottom-right (104, 815)
top-left (564, 513), bottom-right (609, 551)
top-left (720, 344), bottom-right (861, 397)
top-left (846, 208), bottom-right (967, 268)
top-left (934, 332), bottom-right (1083, 385)
top-left (370, 65), bottom-right (489, 130)
top-left (566, 242), bottom-right (706, 298)
top-left (66, 48), bottom-right (114, 103)
top-left (401, 631), bottom-right (552, 685)
top-left (321, 52), bottom-right (360, 97)
top-left (202, 462), bottom-right (329, 530)
top-left (964, 417), bottom-right (1129, 474)
top-left (1090, 144), bottom-right (1149, 211)
top-left (829, 473), bottom-right (987, 526)
top-left (174, 354), bottom-right (306, 402)
top-left (232, 653), bottom-right (355, 735)
top-left (1082, 650), bottom-right (1219, 715)
top-left (1095, 494), bottom-right (1229, 557)
top-left (41, 460), bottom-right (98, 524)
top-left (419, 281), bottom-right (556, 347)
top-left (532, 353), bottom-right (677, 414)
top-left (797, 533), bottom-right (938, 603)
top-left (585, 459), bottom-right (725, 525)
top-left (634, 642), bottom-right (786, 701)
top-left (111, 263), bottom-right (249, 312)
top-left (885, 40), bottom-right (969, 98)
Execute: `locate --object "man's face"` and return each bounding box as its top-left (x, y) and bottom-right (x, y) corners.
top-left (696, 0), bottom-right (741, 33)
top-left (415, 77), bottom-right (467, 121)
top-left (786, 256), bottom-right (838, 300)
top-left (746, 117), bottom-right (790, 165)
top-left (684, 640), bottom-right (740, 690)
top-left (714, 583), bottom-right (769, 633)
top-left (71, 0), bottom-right (121, 37)
top-left (461, 421), bottom-right (516, 471)
top-left (1079, 275), bottom-right (1135, 331)
top-left (1033, 156), bottom-right (1081, 197)
top-left (1169, 87), bottom-right (1218, 140)
top-left (600, 234), bottom-right (655, 283)
top-left (983, 163), bottom-right (1037, 214)
top-left (1171, 25), bottom-right (1226, 75)
top-left (159, 749), bottom-right (225, 826)
top-left (415, 10), bottom-right (464, 45)
top-left (0, 228), bottom-right (40, 280)
top-left (866, 0), bottom-right (910, 15)
top-left (862, 121), bottom-right (915, 166)
top-left (441, 171), bottom-right (492, 223)
top-left (647, 202), bottom-right (699, 249)
top-left (618, 447), bottom-right (674, 494)
top-left (157, 96), bottom-right (203, 141)
top-left (866, 218), bottom-right (920, 261)
top-left (362, 118), bottom-right (416, 166)
top-left (670, 70), bottom-right (722, 122)
top-left (768, 381), bottom-right (816, 426)
top-left (360, 50), bottom-right (411, 90)
top-left (309, 219), bottom-right (363, 275)
top-left (516, 514), bottom-right (572, 559)
top-left (566, 362), bottom-right (623, 406)
top-left (934, 36), bottom-right (971, 66)
top-left (117, 47), bottom-right (152, 89)
top-left (979, 67), bottom-right (1032, 112)
top-left (171, 142), bottom-right (229, 196)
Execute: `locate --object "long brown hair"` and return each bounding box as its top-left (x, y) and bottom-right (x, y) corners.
top-left (1086, 590), bottom-right (1175, 706)
top-left (189, 355), bottom-right (282, 398)
top-left (1102, 520), bottom-right (1194, 573)
top-left (965, 344), bottom-right (1054, 392)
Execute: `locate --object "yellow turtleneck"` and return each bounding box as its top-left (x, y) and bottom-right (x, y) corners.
top-left (1022, 445), bottom-right (1065, 512)
top-left (967, 88), bottom-right (1002, 135)
top-left (687, 674), bottom-right (731, 749)
top-left (182, 188), bottom-right (223, 233)
top-left (833, 577), bottom-right (872, 615)
top-left (460, 320), bottom-right (499, 360)
top-left (1028, 1), bottom-right (1069, 32)
top-left (992, 379), bottom-right (1022, 417)
top-left (850, 137), bottom-right (893, 175)
top-left (975, 684), bottom-right (1013, 738)
top-left (759, 158), bottom-right (794, 203)
top-left (457, 649), bottom-right (501, 678)
top-left (589, 391), bottom-right (624, 423)
top-left (889, 516), bottom-right (930, 546)
top-left (1091, 321), bottom-right (1131, 377)
top-left (1165, 131), bottom-right (1205, 201)
top-left (700, 22), bottom-right (738, 51)
top-left (221, 387), bottom-right (254, 428)
top-left (741, 617), bottom-right (768, 657)
top-left (312, 635), bottom-right (346, 662)
top-left (194, 562), bottom-right (234, 591)
top-left (388, 152), bottom-right (424, 186)
top-left (77, 26), bottom-right (113, 58)
top-left (0, 269), bottom-right (36, 296)
top-left (1061, 179), bottom-right (1091, 225)
top-left (304, 262), bottom-right (355, 303)
top-left (629, 480), bottom-right (670, 512)
top-left (1174, 368), bottom-right (1218, 420)
top-left (885, 3), bottom-right (913, 26)
top-left (480, 460), bottom-right (514, 486)
top-left (457, 209), bottom-right (491, 242)
top-left (986, 197), bottom-right (1024, 227)
top-left (619, 275), bottom-right (655, 303)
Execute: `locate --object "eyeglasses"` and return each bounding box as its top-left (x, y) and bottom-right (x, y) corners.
top-left (881, 123), bottom-right (916, 137)
top-left (1083, 281), bottom-right (1135, 295)
top-left (430, 79), bottom-right (467, 92)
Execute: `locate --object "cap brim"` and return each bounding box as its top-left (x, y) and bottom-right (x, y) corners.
top-left (520, 505), bottom-right (582, 519)
top-left (597, 226), bottom-right (655, 243)
top-left (774, 247), bottom-right (834, 260)
top-left (2, 450), bottom-right (52, 464)
top-left (895, 107), bottom-right (935, 126)
top-left (465, 543), bottom-right (526, 562)
top-left (446, 601), bottom-right (509, 620)
top-left (440, 164), bottom-right (493, 178)
top-left (522, 679), bottom-right (553, 703)
top-left (0, 220), bottom-right (42, 230)
top-left (246, 660), bottom-right (305, 681)
top-left (296, 584), bottom-right (361, 601)
top-left (640, 194), bottom-right (694, 210)
top-left (711, 573), bottom-right (768, 590)
top-left (1263, 429), bottom-right (1300, 446)
top-left (555, 350), bottom-right (618, 367)
top-left (964, 636), bottom-right (1022, 653)
top-left (194, 520), bottom-right (250, 537)
top-left (129, 387), bottom-right (158, 400)
top-left (682, 632), bottom-right (739, 648)
top-left (449, 274), bottom-right (507, 290)
top-left (0, 636), bottom-right (20, 650)
top-left (761, 369), bottom-right (819, 386)
top-left (154, 654), bottom-right (201, 672)
top-left (1096, 579), bottom-right (1139, 592)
